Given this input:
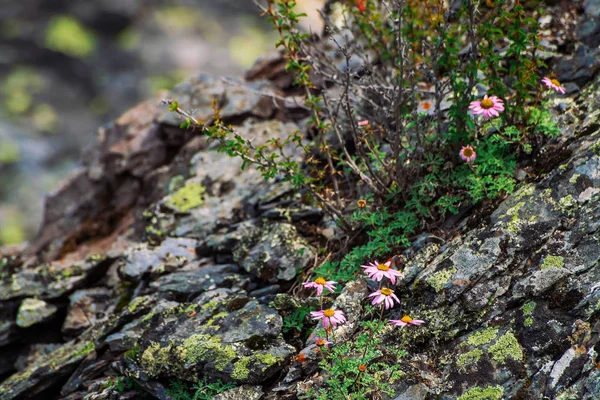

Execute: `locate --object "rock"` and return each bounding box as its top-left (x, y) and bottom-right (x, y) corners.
top-left (15, 298), bottom-right (57, 328)
top-left (105, 298), bottom-right (178, 352)
top-left (232, 223), bottom-right (316, 283)
top-left (62, 288), bottom-right (114, 336)
top-left (137, 295), bottom-right (295, 384)
top-left (0, 255), bottom-right (112, 301)
top-left (119, 237), bottom-right (198, 280)
top-left (0, 295), bottom-right (154, 400)
top-left (148, 264), bottom-right (249, 299)
top-left (213, 385), bottom-right (264, 400)
top-left (14, 343), bottom-right (61, 372)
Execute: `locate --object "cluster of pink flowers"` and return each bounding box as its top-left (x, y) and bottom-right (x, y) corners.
top-left (303, 276), bottom-right (346, 328)
top-left (361, 259), bottom-right (424, 327)
top-left (302, 259), bottom-right (425, 331)
top-left (460, 75), bottom-right (565, 164)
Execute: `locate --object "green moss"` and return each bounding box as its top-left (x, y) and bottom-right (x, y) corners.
top-left (74, 341), bottom-right (95, 358)
top-left (488, 332), bottom-right (523, 364)
top-left (457, 385), bottom-right (504, 400)
top-left (457, 349), bottom-right (483, 371)
top-left (426, 268), bottom-right (456, 292)
top-left (166, 182), bottom-right (206, 212)
top-left (524, 317), bottom-right (533, 327)
top-left (124, 345), bottom-right (140, 360)
top-left (541, 255), bottom-right (564, 270)
top-left (467, 327), bottom-right (499, 347)
top-left (522, 301), bottom-right (536, 315)
top-left (45, 16), bottom-right (96, 58)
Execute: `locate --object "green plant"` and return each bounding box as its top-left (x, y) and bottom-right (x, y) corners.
top-left (164, 0), bottom-right (559, 285)
top-left (166, 377), bottom-right (236, 400)
top-left (282, 305), bottom-right (311, 334)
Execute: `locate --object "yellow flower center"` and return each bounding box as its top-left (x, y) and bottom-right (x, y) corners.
top-left (377, 263), bottom-right (390, 271)
top-left (551, 79), bottom-right (561, 87)
top-left (315, 277), bottom-right (327, 285)
top-left (462, 147), bottom-right (474, 158)
top-left (324, 309), bottom-right (335, 317)
top-left (400, 315), bottom-right (413, 323)
top-left (480, 98), bottom-right (494, 109)
top-left (380, 288), bottom-right (393, 296)
top-left (316, 339), bottom-right (326, 346)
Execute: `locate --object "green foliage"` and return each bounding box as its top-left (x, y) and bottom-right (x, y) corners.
top-left (303, 320), bottom-right (405, 399)
top-left (165, 0), bottom-right (559, 284)
top-left (109, 376), bottom-right (140, 393)
top-left (166, 378), bottom-right (236, 400)
top-left (282, 305), bottom-right (310, 335)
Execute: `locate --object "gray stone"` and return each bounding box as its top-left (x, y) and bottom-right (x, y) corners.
top-left (213, 385), bottom-right (264, 400)
top-left (16, 298), bottom-right (57, 328)
top-left (119, 237), bottom-right (198, 280)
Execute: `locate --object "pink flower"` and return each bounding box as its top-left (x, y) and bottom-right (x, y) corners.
top-left (542, 77), bottom-right (566, 94)
top-left (368, 288), bottom-right (400, 309)
top-left (468, 95), bottom-right (504, 118)
top-left (314, 336), bottom-right (332, 348)
top-left (361, 260), bottom-right (403, 284)
top-left (389, 315), bottom-right (425, 327)
top-left (310, 308), bottom-right (346, 328)
top-left (303, 277), bottom-right (337, 296)
top-left (358, 120), bottom-right (369, 127)
top-left (459, 145), bottom-right (476, 163)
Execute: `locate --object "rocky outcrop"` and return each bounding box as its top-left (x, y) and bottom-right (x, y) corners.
top-left (2, 3), bottom-right (600, 400)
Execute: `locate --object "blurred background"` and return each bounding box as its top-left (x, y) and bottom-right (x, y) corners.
top-left (0, 0), bottom-right (324, 246)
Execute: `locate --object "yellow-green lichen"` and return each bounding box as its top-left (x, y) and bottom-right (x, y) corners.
top-left (457, 349), bottom-right (483, 371)
top-left (166, 182), bottom-right (206, 212)
top-left (45, 16), bottom-right (96, 58)
top-left (524, 317), bottom-right (533, 327)
top-left (128, 296), bottom-right (148, 313)
top-left (513, 184), bottom-right (535, 201)
top-left (140, 342), bottom-right (174, 376)
top-left (426, 268), bottom-right (456, 292)
top-left (541, 255), bottom-right (564, 270)
top-left (180, 334), bottom-right (236, 371)
top-left (488, 332), bottom-right (523, 364)
top-left (467, 327), bottom-right (499, 347)
top-left (201, 301), bottom-right (220, 312)
top-left (558, 195), bottom-right (576, 214)
top-left (232, 356), bottom-right (250, 380)
top-left (569, 174), bottom-right (581, 183)
top-left (254, 353), bottom-right (278, 371)
top-left (231, 352), bottom-right (279, 381)
top-left (506, 202), bottom-right (525, 232)
top-left (206, 311), bottom-right (229, 326)
top-left (73, 341), bottom-right (95, 358)
top-left (457, 385), bottom-right (504, 400)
